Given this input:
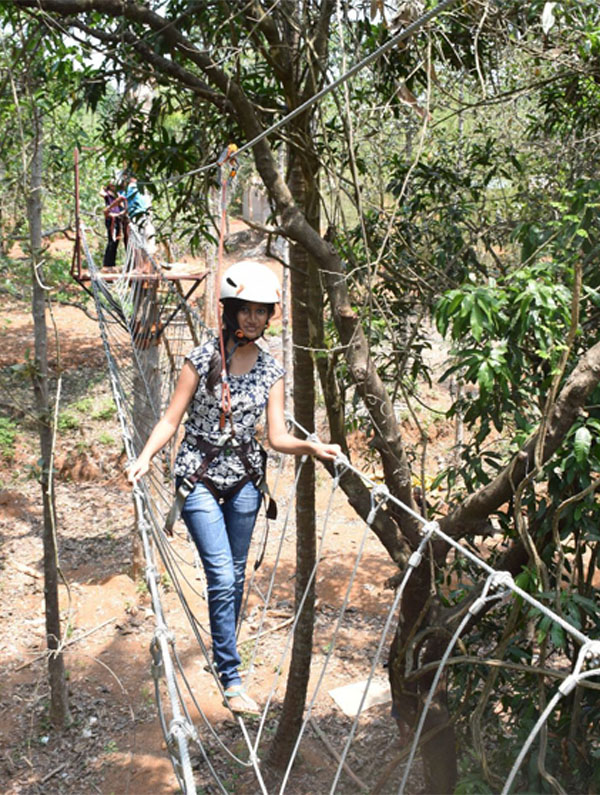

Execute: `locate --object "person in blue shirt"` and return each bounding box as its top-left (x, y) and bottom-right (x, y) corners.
top-left (124, 174), bottom-right (150, 221)
top-left (123, 173), bottom-right (157, 265)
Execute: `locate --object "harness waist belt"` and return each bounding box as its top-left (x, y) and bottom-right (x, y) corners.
top-left (164, 433), bottom-right (277, 537)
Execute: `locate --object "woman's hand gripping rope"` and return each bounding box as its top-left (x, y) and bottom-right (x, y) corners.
top-left (311, 441), bottom-right (342, 462)
top-left (127, 455), bottom-right (151, 485)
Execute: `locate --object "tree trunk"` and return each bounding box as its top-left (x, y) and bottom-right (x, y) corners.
top-left (28, 107), bottom-right (69, 728)
top-left (280, 151), bottom-right (293, 417)
top-left (0, 160), bottom-right (6, 256)
top-left (267, 150), bottom-right (318, 771)
top-left (388, 572), bottom-right (458, 793)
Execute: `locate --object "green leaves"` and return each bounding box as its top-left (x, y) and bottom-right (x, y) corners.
top-left (436, 282), bottom-right (505, 342)
top-left (435, 258), bottom-right (574, 436)
top-left (573, 426), bottom-right (593, 464)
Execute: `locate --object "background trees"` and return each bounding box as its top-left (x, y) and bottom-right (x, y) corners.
top-left (2, 0), bottom-right (600, 790)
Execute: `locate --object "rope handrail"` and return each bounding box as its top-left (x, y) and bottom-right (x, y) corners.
top-left (285, 414), bottom-right (591, 647)
top-left (84, 236), bottom-right (199, 791)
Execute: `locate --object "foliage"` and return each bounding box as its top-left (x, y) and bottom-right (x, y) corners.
top-left (91, 399), bottom-right (116, 421)
top-left (328, 3), bottom-right (600, 788)
top-left (0, 415), bottom-right (18, 459)
top-left (433, 176), bottom-right (600, 486)
top-left (437, 263), bottom-right (572, 436)
top-left (56, 412), bottom-right (80, 431)
top-left (0, 19), bottom-right (106, 297)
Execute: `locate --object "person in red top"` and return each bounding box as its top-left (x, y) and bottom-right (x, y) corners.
top-left (100, 181), bottom-right (126, 270)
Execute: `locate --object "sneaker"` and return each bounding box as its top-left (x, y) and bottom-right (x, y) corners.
top-left (223, 685), bottom-right (260, 716)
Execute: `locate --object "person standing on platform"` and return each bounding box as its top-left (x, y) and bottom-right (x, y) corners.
top-left (100, 181), bottom-right (126, 270)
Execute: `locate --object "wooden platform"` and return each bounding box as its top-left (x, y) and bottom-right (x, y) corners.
top-left (76, 270), bottom-right (208, 283)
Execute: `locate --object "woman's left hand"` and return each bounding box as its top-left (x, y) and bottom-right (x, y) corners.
top-left (312, 442), bottom-right (343, 461)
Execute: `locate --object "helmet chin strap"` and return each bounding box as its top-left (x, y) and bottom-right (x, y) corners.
top-left (226, 335), bottom-right (245, 367)
top-left (226, 327), bottom-right (264, 367)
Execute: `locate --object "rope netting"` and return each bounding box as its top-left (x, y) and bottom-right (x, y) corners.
top-left (76, 219), bottom-right (600, 794)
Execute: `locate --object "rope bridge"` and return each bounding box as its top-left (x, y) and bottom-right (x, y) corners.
top-left (77, 222), bottom-right (600, 794)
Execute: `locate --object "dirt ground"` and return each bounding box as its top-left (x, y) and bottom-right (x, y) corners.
top-left (0, 233), bottom-right (454, 794)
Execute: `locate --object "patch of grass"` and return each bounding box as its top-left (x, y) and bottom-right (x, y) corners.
top-left (0, 416), bottom-right (18, 460)
top-left (57, 412), bottom-right (80, 431)
top-left (92, 399), bottom-right (116, 421)
top-left (238, 638), bottom-right (260, 671)
top-left (140, 685), bottom-right (154, 708)
top-left (72, 397), bottom-right (93, 413)
top-left (98, 432), bottom-right (115, 445)
top-left (37, 700), bottom-right (52, 734)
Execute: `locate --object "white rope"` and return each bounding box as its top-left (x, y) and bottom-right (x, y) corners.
top-left (84, 227), bottom-right (223, 791)
top-left (286, 415), bottom-right (597, 792)
top-left (250, 456), bottom-right (348, 756)
top-left (329, 522), bottom-right (438, 794)
top-left (399, 571), bottom-right (515, 794)
top-left (286, 414), bottom-right (591, 647)
top-left (501, 641), bottom-right (600, 795)
top-left (278, 470), bottom-right (389, 793)
top-left (239, 455), bottom-right (307, 687)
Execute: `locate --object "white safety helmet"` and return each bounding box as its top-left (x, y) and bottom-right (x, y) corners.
top-left (220, 260), bottom-right (281, 304)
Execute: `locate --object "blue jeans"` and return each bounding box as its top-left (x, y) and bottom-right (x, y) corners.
top-left (180, 480), bottom-right (262, 689)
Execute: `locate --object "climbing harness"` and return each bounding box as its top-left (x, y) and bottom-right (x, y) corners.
top-left (164, 429), bottom-right (277, 537)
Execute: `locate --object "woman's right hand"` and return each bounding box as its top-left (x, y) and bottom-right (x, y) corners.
top-left (126, 360), bottom-right (199, 487)
top-left (128, 456), bottom-right (150, 485)
top-left (312, 442), bottom-right (343, 462)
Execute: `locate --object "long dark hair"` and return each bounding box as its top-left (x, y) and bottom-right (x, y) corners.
top-left (205, 298), bottom-right (275, 393)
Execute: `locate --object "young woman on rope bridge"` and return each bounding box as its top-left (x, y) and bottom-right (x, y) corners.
top-left (128, 260), bottom-right (340, 715)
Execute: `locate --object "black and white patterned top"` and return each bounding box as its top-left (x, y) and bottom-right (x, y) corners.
top-left (174, 337), bottom-right (285, 492)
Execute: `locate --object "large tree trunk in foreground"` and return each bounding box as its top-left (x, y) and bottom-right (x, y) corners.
top-left (28, 107), bottom-right (69, 728)
top-left (267, 150), bottom-right (318, 771)
top-left (388, 570), bottom-right (458, 793)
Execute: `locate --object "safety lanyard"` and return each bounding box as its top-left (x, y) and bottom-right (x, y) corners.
top-left (215, 143), bottom-right (239, 430)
